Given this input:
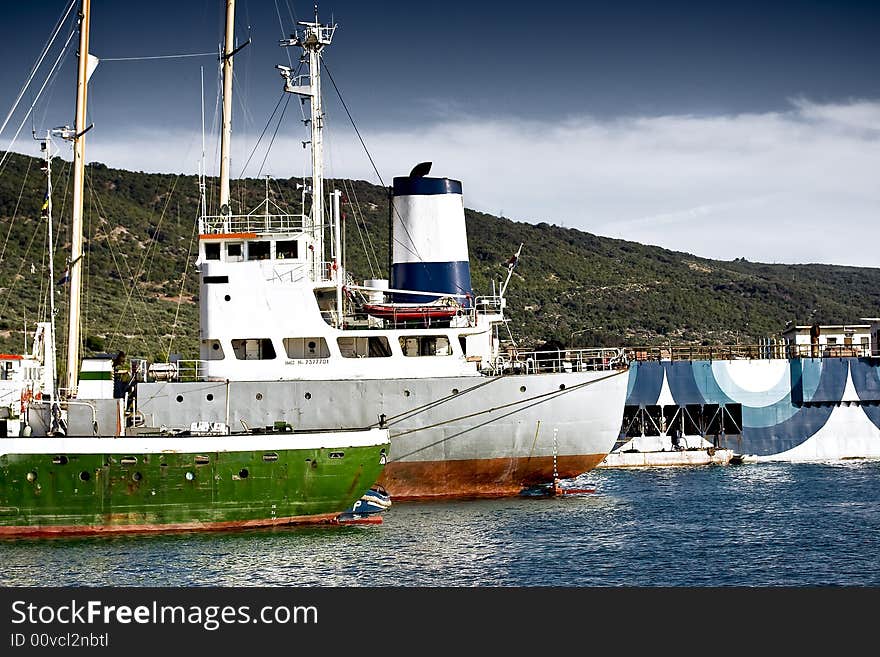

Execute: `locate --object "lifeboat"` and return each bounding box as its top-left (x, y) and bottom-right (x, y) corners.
top-left (362, 296), bottom-right (462, 321)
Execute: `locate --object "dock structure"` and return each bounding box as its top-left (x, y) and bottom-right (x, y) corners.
top-left (598, 446), bottom-right (734, 468)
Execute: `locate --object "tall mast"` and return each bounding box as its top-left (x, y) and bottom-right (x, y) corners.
top-left (64, 0), bottom-right (91, 395)
top-left (46, 136), bottom-right (57, 400)
top-left (37, 130), bottom-right (58, 402)
top-left (280, 6), bottom-right (336, 284)
top-left (218, 0), bottom-right (235, 213)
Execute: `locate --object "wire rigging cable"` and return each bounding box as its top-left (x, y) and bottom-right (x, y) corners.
top-left (238, 92), bottom-right (287, 178)
top-left (323, 61), bottom-right (426, 266)
top-left (100, 52), bottom-right (216, 62)
top-left (0, 0), bottom-right (76, 144)
top-left (258, 96), bottom-right (292, 179)
top-left (387, 370), bottom-right (630, 462)
top-left (0, 19), bottom-right (78, 175)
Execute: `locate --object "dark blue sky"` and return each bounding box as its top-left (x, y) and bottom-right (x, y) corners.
top-left (3, 1), bottom-right (879, 266)
top-left (4, 0), bottom-right (879, 138)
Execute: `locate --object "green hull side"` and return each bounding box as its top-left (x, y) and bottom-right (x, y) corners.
top-left (0, 443), bottom-right (388, 536)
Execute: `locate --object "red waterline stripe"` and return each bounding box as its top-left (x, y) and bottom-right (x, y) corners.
top-left (0, 512), bottom-right (347, 539)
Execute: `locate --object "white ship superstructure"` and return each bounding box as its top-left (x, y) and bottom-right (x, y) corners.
top-left (21, 8), bottom-right (630, 499)
top-left (132, 11), bottom-right (630, 498)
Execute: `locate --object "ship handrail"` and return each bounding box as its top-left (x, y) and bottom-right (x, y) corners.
top-left (199, 212), bottom-right (307, 235)
top-left (145, 360), bottom-right (207, 383)
top-left (491, 347), bottom-right (627, 374)
top-left (623, 342), bottom-right (872, 361)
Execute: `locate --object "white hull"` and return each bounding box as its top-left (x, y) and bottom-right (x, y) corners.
top-left (135, 368), bottom-right (630, 498)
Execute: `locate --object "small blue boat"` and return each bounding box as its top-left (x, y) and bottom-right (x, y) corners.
top-left (336, 485), bottom-right (392, 524)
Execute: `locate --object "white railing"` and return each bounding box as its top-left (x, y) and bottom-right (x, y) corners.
top-left (200, 213), bottom-right (306, 235)
top-left (146, 360), bottom-right (208, 383)
top-left (488, 347), bottom-right (628, 375)
top-left (473, 295), bottom-right (504, 315)
top-left (625, 342), bottom-right (874, 361)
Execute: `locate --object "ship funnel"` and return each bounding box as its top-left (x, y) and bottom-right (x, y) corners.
top-left (390, 166), bottom-right (473, 306)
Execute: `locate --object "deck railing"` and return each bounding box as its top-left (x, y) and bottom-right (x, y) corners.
top-left (490, 347), bottom-right (629, 374)
top-left (200, 212), bottom-right (306, 235)
top-left (146, 360), bottom-right (207, 383)
top-left (623, 342), bottom-right (873, 361)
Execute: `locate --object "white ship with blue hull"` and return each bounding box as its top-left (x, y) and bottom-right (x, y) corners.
top-left (619, 329), bottom-right (880, 463)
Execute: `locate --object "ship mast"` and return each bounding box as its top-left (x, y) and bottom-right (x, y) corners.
top-left (43, 134), bottom-right (58, 402)
top-left (218, 0), bottom-right (235, 213)
top-left (63, 0), bottom-right (91, 396)
top-left (280, 7), bottom-right (337, 302)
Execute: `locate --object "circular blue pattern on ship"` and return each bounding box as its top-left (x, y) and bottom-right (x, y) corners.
top-left (848, 358), bottom-right (880, 430)
top-left (626, 358), bottom-right (849, 456)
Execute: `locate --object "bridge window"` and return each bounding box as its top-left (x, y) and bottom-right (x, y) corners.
top-left (338, 336), bottom-right (392, 358)
top-left (247, 241), bottom-right (270, 260)
top-left (399, 335), bottom-right (451, 357)
top-left (276, 240), bottom-right (298, 260)
top-left (204, 243), bottom-right (220, 260)
top-left (284, 337), bottom-right (330, 359)
top-left (226, 242), bottom-right (243, 262)
top-left (231, 338), bottom-right (276, 360)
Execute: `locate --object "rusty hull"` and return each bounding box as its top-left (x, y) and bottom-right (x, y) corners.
top-left (379, 453), bottom-right (605, 500)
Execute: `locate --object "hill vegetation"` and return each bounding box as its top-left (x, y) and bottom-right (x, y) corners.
top-left (2, 150), bottom-right (880, 373)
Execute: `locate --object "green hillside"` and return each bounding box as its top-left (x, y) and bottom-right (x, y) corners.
top-left (2, 150), bottom-right (879, 373)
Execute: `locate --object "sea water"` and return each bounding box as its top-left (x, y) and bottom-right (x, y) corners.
top-left (1, 461), bottom-right (878, 587)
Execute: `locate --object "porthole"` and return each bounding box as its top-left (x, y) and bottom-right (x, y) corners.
top-left (176, 395), bottom-right (184, 403)
top-left (212, 342), bottom-right (220, 351)
top-left (132, 472), bottom-right (142, 482)
top-left (520, 386), bottom-right (527, 393)
top-left (79, 471), bottom-right (90, 482)
top-left (224, 294), bottom-right (231, 301)
top-left (304, 392), bottom-right (311, 400)
top-left (206, 393), bottom-right (214, 402)
top-left (185, 471), bottom-right (195, 481)
top-left (559, 384), bottom-right (566, 390)
top-left (452, 388), bottom-right (459, 395)
top-left (255, 392), bottom-right (263, 401)
top-left (403, 389), bottom-right (411, 397)
top-left (238, 468), bottom-right (249, 479)
top-left (26, 471), bottom-right (37, 482)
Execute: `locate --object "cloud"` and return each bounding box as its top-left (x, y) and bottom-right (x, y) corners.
top-left (80, 97), bottom-right (880, 267)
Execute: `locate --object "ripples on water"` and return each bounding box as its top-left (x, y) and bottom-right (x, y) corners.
top-left (2, 461), bottom-right (878, 586)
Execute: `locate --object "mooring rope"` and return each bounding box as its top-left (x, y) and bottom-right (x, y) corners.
top-left (386, 368), bottom-right (629, 462)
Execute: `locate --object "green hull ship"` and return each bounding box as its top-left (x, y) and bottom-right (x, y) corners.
top-left (1, 0), bottom-right (394, 540)
top-left (0, 430), bottom-right (390, 537)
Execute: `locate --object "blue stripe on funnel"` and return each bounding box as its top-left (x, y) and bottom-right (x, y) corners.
top-left (393, 177), bottom-right (462, 196)
top-left (390, 261), bottom-right (472, 305)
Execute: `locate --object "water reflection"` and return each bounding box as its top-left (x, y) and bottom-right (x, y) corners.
top-left (2, 461), bottom-right (878, 586)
